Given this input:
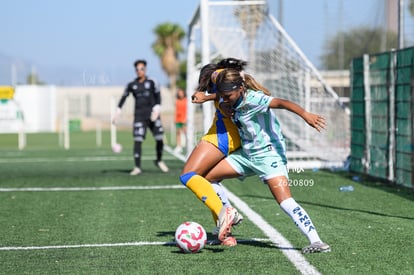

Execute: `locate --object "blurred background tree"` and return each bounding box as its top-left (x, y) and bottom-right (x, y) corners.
top-left (152, 22), bottom-right (185, 94)
top-left (26, 67), bottom-right (45, 85)
top-left (176, 60), bottom-right (187, 90)
top-left (321, 27), bottom-right (398, 70)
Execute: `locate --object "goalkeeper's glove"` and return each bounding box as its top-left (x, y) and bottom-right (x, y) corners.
top-left (150, 104), bottom-right (161, 121)
top-left (112, 107), bottom-right (122, 125)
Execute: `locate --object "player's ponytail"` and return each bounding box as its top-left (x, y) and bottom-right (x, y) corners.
top-left (243, 73), bottom-right (271, 95)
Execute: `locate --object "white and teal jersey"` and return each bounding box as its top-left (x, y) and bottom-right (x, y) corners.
top-left (232, 90), bottom-right (287, 162)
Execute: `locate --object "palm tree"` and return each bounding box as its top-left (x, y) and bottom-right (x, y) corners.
top-left (152, 23), bottom-right (185, 93)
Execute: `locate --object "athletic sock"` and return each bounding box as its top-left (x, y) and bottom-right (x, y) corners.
top-left (155, 140), bottom-right (163, 162)
top-left (133, 141), bottom-right (142, 168)
top-left (212, 181), bottom-right (232, 207)
top-left (280, 197), bottom-right (322, 244)
top-left (181, 174), bottom-right (223, 218)
top-left (210, 181), bottom-right (232, 222)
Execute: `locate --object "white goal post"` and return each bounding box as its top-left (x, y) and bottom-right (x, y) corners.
top-left (186, 0), bottom-right (350, 168)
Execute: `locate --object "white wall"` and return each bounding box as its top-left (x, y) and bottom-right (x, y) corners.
top-left (2, 85), bottom-right (174, 133)
top-left (0, 98), bottom-right (22, 133)
top-left (13, 85), bottom-right (56, 133)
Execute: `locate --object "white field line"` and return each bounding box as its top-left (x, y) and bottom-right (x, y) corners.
top-left (0, 185), bottom-right (185, 192)
top-left (0, 155), bottom-right (177, 164)
top-left (0, 151), bottom-right (320, 275)
top-left (223, 186), bottom-right (321, 275)
top-left (0, 238), bottom-right (271, 251)
top-left (0, 145), bottom-right (182, 164)
top-left (0, 242), bottom-right (174, 251)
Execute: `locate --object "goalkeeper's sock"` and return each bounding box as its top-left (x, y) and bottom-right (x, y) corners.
top-left (180, 172), bottom-right (223, 217)
top-left (155, 140), bottom-right (163, 162)
top-left (280, 197), bottom-right (322, 244)
top-left (133, 141), bottom-right (142, 168)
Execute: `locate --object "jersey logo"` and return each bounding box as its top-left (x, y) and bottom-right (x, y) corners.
top-left (132, 85), bottom-right (138, 90)
top-left (144, 82), bottom-right (151, 89)
top-left (270, 161), bottom-right (278, 168)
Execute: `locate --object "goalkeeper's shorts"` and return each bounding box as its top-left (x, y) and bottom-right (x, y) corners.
top-left (201, 111), bottom-right (240, 156)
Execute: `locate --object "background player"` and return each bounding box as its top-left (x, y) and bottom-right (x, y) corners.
top-left (112, 59), bottom-right (169, 175)
top-left (174, 88), bottom-right (187, 154)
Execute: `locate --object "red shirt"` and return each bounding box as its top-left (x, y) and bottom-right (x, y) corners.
top-left (175, 98), bottom-right (187, 123)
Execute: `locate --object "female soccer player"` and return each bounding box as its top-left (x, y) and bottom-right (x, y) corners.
top-left (197, 68), bottom-right (331, 253)
top-left (180, 58), bottom-right (269, 246)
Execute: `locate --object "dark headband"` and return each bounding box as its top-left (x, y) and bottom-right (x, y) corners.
top-left (217, 81), bottom-right (243, 92)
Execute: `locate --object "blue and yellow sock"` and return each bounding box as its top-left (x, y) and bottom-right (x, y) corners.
top-left (180, 172), bottom-right (223, 218)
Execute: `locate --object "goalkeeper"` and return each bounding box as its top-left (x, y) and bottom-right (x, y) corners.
top-left (112, 59), bottom-right (169, 175)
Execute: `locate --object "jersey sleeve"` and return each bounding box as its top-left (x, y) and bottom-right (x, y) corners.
top-left (247, 91), bottom-right (272, 114)
top-left (117, 85), bottom-right (130, 108)
top-left (150, 77), bottom-right (161, 106)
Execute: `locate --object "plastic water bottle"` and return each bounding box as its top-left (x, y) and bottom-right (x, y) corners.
top-left (339, 185), bottom-right (354, 192)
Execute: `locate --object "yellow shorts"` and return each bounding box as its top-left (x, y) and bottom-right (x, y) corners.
top-left (201, 111), bottom-right (241, 156)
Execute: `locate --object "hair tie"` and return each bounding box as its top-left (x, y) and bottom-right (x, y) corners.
top-left (211, 69), bottom-right (224, 84)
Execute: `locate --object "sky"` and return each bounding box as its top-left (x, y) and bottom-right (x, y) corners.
top-left (0, 0), bottom-right (397, 87)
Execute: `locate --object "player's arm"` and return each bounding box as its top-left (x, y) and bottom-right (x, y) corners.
top-left (117, 86), bottom-right (130, 109)
top-left (191, 91), bottom-right (217, 103)
top-left (152, 79), bottom-right (161, 106)
top-left (112, 86), bottom-right (129, 124)
top-left (269, 97), bottom-right (326, 132)
top-left (151, 79), bottom-right (161, 121)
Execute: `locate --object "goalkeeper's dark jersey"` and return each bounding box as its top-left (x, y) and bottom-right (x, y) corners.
top-left (117, 77), bottom-right (161, 121)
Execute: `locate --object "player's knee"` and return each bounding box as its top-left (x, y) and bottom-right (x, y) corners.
top-left (154, 133), bottom-right (163, 141)
top-left (180, 171), bottom-right (197, 186)
top-left (133, 135), bottom-right (145, 142)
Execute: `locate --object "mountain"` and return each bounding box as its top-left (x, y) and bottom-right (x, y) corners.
top-left (0, 52), bottom-right (131, 86)
top-left (0, 53), bottom-right (30, 86)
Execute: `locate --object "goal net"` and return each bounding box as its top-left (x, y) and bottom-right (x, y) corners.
top-left (186, 0), bottom-right (350, 168)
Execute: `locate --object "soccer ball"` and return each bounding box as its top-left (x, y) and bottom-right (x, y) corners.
top-left (175, 221), bottom-right (207, 253)
top-left (112, 143), bottom-right (122, 153)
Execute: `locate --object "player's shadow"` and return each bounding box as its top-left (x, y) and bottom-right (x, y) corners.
top-left (101, 169), bottom-right (132, 174)
top-left (156, 231), bottom-right (299, 253)
top-left (230, 238), bottom-right (300, 251)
